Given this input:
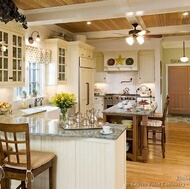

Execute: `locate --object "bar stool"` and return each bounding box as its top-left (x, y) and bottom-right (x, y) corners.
top-left (0, 122), bottom-right (56, 189)
top-left (140, 97), bottom-right (170, 158)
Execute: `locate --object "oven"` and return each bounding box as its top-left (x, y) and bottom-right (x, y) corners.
top-left (104, 94), bottom-right (114, 109)
top-left (104, 94), bottom-right (137, 109)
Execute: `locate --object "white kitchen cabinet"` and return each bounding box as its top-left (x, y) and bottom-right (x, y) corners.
top-left (94, 96), bottom-right (104, 118)
top-left (45, 38), bottom-right (68, 85)
top-left (94, 52), bottom-right (106, 83)
top-left (79, 46), bottom-right (93, 59)
top-left (94, 72), bottom-right (106, 83)
top-left (0, 22), bottom-right (25, 86)
top-left (138, 50), bottom-right (155, 83)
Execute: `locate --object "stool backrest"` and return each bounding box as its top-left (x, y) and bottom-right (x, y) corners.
top-left (162, 95), bottom-right (170, 125)
top-left (0, 123), bottom-right (31, 170)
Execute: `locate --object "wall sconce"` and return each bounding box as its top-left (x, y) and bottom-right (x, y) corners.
top-left (28, 31), bottom-right (40, 44)
top-left (180, 41), bottom-right (189, 63)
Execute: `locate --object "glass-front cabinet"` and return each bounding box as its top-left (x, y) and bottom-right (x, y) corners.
top-left (0, 23), bottom-right (25, 86)
top-left (45, 38), bottom-right (67, 85)
top-left (58, 47), bottom-right (66, 81)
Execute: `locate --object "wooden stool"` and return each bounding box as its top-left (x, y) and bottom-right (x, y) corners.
top-left (0, 122), bottom-right (56, 189)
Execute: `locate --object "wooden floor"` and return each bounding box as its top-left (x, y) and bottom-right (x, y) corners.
top-left (127, 117), bottom-right (190, 189)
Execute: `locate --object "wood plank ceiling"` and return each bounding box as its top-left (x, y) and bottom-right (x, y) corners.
top-left (13, 0), bottom-right (190, 38)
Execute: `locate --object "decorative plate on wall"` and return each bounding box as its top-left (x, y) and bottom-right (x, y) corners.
top-left (107, 58), bottom-right (115, 66)
top-left (125, 58), bottom-right (134, 65)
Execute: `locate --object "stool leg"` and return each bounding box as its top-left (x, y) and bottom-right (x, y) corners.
top-left (49, 166), bottom-right (53, 189)
top-left (161, 128), bottom-right (165, 158)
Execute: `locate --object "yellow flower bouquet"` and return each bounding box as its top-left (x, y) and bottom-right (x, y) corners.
top-left (51, 92), bottom-right (77, 120)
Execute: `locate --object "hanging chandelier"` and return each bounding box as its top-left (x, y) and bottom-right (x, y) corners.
top-left (0, 0), bottom-right (28, 29)
top-left (180, 41), bottom-right (189, 63)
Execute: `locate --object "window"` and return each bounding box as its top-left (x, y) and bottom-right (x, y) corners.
top-left (15, 45), bottom-right (50, 99)
top-left (17, 61), bottom-right (45, 99)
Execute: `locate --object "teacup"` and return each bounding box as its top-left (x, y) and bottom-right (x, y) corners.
top-left (117, 102), bottom-right (123, 109)
top-left (103, 125), bottom-right (111, 133)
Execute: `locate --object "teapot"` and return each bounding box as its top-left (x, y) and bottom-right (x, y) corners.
top-left (86, 108), bottom-right (97, 125)
top-left (74, 112), bottom-right (83, 124)
top-left (81, 113), bottom-right (89, 127)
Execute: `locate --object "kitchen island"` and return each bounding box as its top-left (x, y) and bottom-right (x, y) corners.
top-left (103, 104), bottom-right (156, 162)
top-left (0, 115), bottom-right (126, 189)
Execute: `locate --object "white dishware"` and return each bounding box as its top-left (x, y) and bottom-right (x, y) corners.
top-left (117, 102), bottom-right (123, 109)
top-left (123, 104), bottom-right (131, 109)
top-left (100, 130), bottom-right (113, 135)
top-left (103, 125), bottom-right (112, 133)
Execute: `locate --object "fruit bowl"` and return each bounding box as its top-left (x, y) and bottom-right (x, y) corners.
top-left (0, 102), bottom-right (12, 115)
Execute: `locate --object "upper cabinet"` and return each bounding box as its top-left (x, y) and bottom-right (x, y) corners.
top-left (103, 51), bottom-right (138, 71)
top-left (94, 52), bottom-right (106, 83)
top-left (79, 46), bottom-right (93, 59)
top-left (0, 22), bottom-right (25, 86)
top-left (45, 38), bottom-right (68, 85)
top-left (138, 50), bottom-right (155, 83)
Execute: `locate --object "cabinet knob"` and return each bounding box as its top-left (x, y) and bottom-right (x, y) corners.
top-left (9, 77), bottom-right (13, 79)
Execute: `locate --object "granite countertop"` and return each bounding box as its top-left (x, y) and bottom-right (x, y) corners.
top-left (103, 103), bottom-right (156, 116)
top-left (0, 108), bottom-right (126, 140)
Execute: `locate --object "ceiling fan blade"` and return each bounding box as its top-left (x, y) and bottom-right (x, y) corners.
top-left (138, 29), bottom-right (150, 36)
top-left (144, 34), bottom-right (162, 38)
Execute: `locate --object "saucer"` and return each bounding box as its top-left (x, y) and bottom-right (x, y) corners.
top-left (100, 130), bottom-right (113, 135)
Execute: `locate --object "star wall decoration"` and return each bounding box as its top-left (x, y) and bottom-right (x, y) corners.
top-left (115, 55), bottom-right (125, 65)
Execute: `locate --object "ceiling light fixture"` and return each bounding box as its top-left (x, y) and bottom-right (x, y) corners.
top-left (28, 31), bottom-right (41, 44)
top-left (87, 21), bottom-right (91, 25)
top-left (183, 12), bottom-right (189, 16)
top-left (180, 41), bottom-right (189, 63)
top-left (126, 35), bottom-right (144, 45)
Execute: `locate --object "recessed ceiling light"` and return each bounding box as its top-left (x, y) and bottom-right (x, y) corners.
top-left (87, 21), bottom-right (91, 25)
top-left (183, 12), bottom-right (189, 16)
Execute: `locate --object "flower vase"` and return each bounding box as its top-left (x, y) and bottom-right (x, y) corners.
top-left (60, 108), bottom-right (67, 121)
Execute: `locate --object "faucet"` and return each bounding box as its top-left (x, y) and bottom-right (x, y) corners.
top-left (39, 97), bottom-right (43, 106)
top-left (34, 98), bottom-right (40, 107)
top-left (34, 97), bottom-right (44, 107)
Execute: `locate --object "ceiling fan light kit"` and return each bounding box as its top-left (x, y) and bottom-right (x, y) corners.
top-left (126, 36), bottom-right (134, 45)
top-left (180, 41), bottom-right (189, 63)
top-left (136, 36), bottom-right (144, 45)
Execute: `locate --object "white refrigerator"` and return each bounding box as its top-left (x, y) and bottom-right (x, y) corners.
top-left (78, 57), bottom-right (94, 114)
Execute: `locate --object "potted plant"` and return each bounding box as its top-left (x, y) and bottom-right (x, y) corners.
top-left (22, 91), bottom-right (27, 99)
top-left (32, 89), bottom-right (37, 97)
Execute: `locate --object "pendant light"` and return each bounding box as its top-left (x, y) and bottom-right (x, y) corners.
top-left (180, 41), bottom-right (189, 63)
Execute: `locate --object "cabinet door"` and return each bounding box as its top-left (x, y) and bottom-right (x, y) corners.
top-left (138, 54), bottom-right (154, 83)
top-left (45, 39), bottom-right (68, 85)
top-left (94, 96), bottom-right (104, 118)
top-left (12, 34), bottom-right (24, 84)
top-left (0, 30), bottom-right (24, 85)
top-left (79, 68), bottom-right (94, 114)
top-left (58, 47), bottom-right (66, 82)
top-left (0, 31), bottom-right (9, 82)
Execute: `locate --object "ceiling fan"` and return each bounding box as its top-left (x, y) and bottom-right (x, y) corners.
top-left (126, 23), bottom-right (162, 45)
